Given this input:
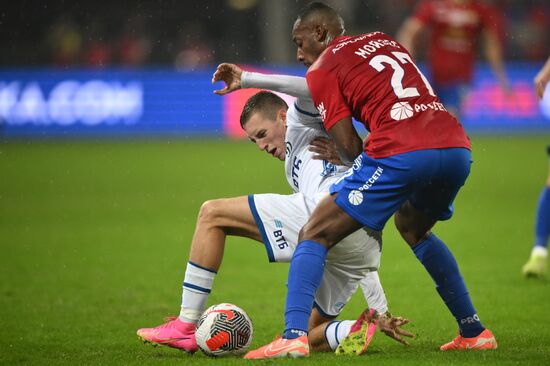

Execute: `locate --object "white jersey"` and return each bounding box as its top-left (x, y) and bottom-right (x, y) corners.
top-left (242, 71), bottom-right (348, 201)
top-left (284, 103), bottom-right (350, 201)
top-left (241, 71), bottom-right (387, 316)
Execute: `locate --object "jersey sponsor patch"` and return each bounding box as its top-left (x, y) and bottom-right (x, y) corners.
top-left (273, 229), bottom-right (289, 250)
top-left (348, 190), bottom-right (364, 205)
top-left (390, 101), bottom-right (414, 120)
top-left (316, 102), bottom-right (327, 121)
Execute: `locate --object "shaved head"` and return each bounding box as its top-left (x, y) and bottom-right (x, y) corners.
top-left (292, 2), bottom-right (345, 67)
top-left (295, 2), bottom-right (345, 44)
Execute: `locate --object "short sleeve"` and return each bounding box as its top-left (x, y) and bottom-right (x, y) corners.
top-left (306, 68), bottom-right (351, 131)
top-left (412, 0), bottom-right (433, 25)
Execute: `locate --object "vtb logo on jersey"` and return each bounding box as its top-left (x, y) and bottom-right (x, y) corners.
top-left (316, 102), bottom-right (327, 121)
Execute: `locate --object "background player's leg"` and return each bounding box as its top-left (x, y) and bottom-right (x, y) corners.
top-left (181, 196), bottom-right (261, 323)
top-left (395, 201), bottom-right (485, 339)
top-left (523, 146), bottom-right (550, 277)
top-left (283, 193), bottom-right (363, 339)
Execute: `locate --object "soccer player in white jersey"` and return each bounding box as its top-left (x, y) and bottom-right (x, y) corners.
top-left (136, 64), bottom-right (413, 356)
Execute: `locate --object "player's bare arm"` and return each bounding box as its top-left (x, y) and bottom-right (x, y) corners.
top-left (325, 116), bottom-right (363, 165)
top-left (534, 56), bottom-right (550, 100)
top-left (483, 28), bottom-right (511, 93)
top-left (396, 17), bottom-right (424, 58)
top-left (360, 271), bottom-right (415, 345)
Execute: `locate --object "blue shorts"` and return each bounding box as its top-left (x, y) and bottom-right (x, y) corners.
top-left (329, 148), bottom-right (472, 231)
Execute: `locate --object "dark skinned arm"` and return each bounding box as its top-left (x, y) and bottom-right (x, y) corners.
top-left (326, 116), bottom-right (363, 165)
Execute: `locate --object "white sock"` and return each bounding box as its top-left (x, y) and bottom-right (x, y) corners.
top-left (179, 261), bottom-right (217, 323)
top-left (325, 320), bottom-right (354, 350)
top-left (532, 246), bottom-right (548, 258)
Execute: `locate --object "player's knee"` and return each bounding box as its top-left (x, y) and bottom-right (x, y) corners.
top-left (394, 209), bottom-right (408, 234)
top-left (394, 209), bottom-right (421, 246)
top-left (197, 199), bottom-right (223, 226)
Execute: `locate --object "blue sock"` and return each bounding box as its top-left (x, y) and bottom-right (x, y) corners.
top-left (413, 233), bottom-right (484, 338)
top-left (535, 187), bottom-right (550, 248)
top-left (283, 240), bottom-right (327, 339)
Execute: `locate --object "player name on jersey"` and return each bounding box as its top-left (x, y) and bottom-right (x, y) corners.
top-left (307, 32), bottom-right (471, 159)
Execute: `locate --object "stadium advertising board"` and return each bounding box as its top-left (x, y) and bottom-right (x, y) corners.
top-left (0, 64), bottom-right (548, 137)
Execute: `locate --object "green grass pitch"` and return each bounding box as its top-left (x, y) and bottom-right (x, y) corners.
top-left (1, 136), bottom-right (550, 365)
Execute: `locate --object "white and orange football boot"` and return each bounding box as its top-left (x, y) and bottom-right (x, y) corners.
top-left (244, 335), bottom-right (309, 359)
top-left (335, 308), bottom-right (379, 356)
top-left (137, 317), bottom-right (198, 353)
top-left (440, 329), bottom-right (498, 350)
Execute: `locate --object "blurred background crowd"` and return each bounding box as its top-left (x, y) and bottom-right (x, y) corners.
top-left (1, 0), bottom-right (548, 70)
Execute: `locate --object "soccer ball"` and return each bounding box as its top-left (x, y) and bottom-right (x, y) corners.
top-left (195, 303), bottom-right (253, 357)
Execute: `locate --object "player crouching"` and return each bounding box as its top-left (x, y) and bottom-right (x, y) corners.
top-left (137, 65), bottom-right (414, 356)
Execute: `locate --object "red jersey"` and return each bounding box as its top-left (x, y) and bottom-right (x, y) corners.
top-left (413, 0), bottom-right (499, 84)
top-left (306, 32), bottom-right (470, 159)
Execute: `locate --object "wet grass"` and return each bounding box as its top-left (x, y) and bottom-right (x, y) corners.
top-left (1, 136), bottom-right (549, 365)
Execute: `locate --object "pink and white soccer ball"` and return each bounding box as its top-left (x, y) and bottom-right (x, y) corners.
top-left (195, 303), bottom-right (253, 356)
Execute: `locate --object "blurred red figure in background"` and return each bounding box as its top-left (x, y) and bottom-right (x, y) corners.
top-left (397, 0), bottom-right (510, 117)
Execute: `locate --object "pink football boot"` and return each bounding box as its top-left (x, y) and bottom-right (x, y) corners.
top-left (137, 317), bottom-right (198, 353)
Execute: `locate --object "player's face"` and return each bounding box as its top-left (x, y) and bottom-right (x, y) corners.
top-left (243, 110), bottom-right (287, 161)
top-left (292, 20), bottom-right (326, 67)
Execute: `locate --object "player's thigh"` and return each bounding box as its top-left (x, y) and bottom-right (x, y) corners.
top-left (299, 193), bottom-right (364, 247)
top-left (250, 193), bottom-right (311, 262)
top-left (198, 196), bottom-right (261, 241)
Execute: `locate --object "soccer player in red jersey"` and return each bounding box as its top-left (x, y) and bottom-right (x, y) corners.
top-left (245, 2), bottom-right (497, 358)
top-left (397, 0), bottom-right (510, 117)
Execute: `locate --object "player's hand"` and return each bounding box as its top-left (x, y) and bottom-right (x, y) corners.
top-left (212, 63), bottom-right (243, 95)
top-left (308, 137), bottom-right (345, 166)
top-left (378, 312), bottom-right (414, 346)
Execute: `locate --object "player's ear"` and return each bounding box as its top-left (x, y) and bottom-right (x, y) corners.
top-left (278, 108), bottom-right (287, 123)
top-left (313, 25), bottom-right (328, 43)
